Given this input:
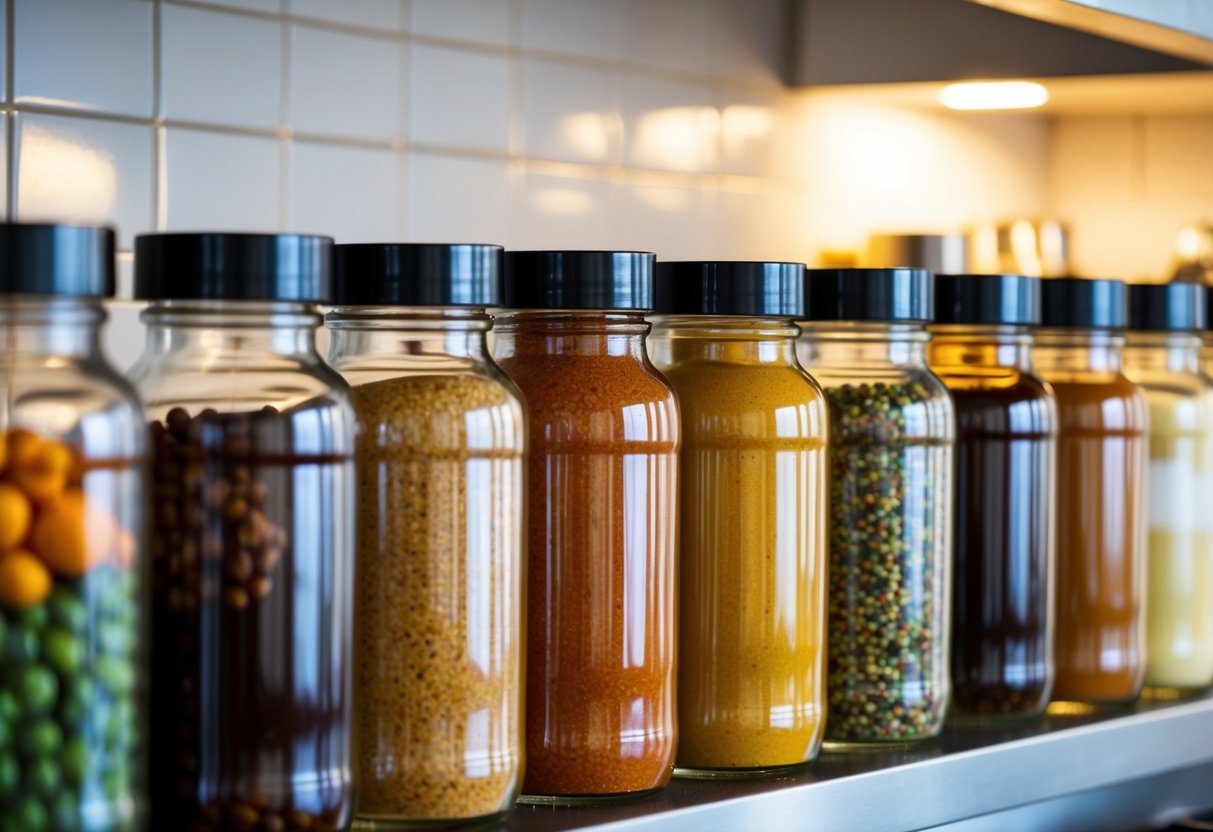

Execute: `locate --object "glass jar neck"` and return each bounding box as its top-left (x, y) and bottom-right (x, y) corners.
top-left (650, 315), bottom-right (800, 366)
top-left (0, 296), bottom-right (105, 358)
top-left (1033, 329), bottom-right (1125, 374)
top-left (1124, 331), bottom-right (1203, 374)
top-left (493, 310), bottom-right (650, 359)
top-left (140, 300), bottom-right (321, 359)
top-left (326, 306), bottom-right (492, 366)
top-left (928, 324), bottom-right (1034, 371)
top-left (798, 322), bottom-right (928, 368)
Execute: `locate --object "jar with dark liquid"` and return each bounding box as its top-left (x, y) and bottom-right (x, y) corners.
top-left (1034, 278), bottom-right (1147, 707)
top-left (929, 274), bottom-right (1057, 718)
top-left (129, 234), bottom-right (356, 831)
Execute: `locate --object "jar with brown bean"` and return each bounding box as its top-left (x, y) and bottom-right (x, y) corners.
top-left (129, 233), bottom-right (357, 831)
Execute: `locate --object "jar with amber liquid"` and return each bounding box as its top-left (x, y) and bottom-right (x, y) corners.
top-left (1034, 278), bottom-right (1148, 709)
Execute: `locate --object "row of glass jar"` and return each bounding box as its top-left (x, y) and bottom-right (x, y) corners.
top-left (1, 224), bottom-right (1210, 831)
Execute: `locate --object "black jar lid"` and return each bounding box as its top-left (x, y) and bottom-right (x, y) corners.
top-left (653, 261), bottom-right (805, 317)
top-left (0, 223), bottom-right (115, 297)
top-left (134, 232), bottom-right (333, 303)
top-left (934, 273), bottom-right (1040, 326)
top-left (501, 250), bottom-right (654, 311)
top-left (332, 243), bottom-right (502, 306)
top-left (1039, 277), bottom-right (1126, 330)
top-left (1126, 282), bottom-right (1206, 332)
top-left (802, 268), bottom-right (932, 323)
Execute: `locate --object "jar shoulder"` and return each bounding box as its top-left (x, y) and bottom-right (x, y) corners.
top-left (943, 372), bottom-right (1057, 438)
top-left (661, 361), bottom-right (826, 442)
top-left (497, 353), bottom-right (678, 448)
top-left (3, 356), bottom-right (146, 458)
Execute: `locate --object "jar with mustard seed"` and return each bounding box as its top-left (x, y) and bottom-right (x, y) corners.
top-left (648, 260), bottom-right (827, 775)
top-left (130, 233), bottom-right (356, 831)
top-left (493, 251), bottom-right (679, 803)
top-left (929, 274), bottom-right (1057, 719)
top-left (797, 267), bottom-right (954, 746)
top-left (326, 243), bottom-right (526, 827)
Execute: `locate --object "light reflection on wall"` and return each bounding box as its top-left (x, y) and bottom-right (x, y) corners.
top-left (532, 186), bottom-right (594, 217)
top-left (558, 111), bottom-right (616, 160)
top-left (18, 123), bottom-right (118, 222)
top-left (631, 106), bottom-right (720, 173)
top-left (721, 104), bottom-right (775, 159)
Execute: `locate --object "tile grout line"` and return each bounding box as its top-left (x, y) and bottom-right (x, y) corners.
top-left (152, 0), bottom-right (165, 232)
top-left (5, 0), bottom-right (14, 220)
top-left (278, 0), bottom-right (291, 231)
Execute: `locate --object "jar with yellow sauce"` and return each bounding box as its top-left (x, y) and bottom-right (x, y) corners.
top-left (649, 261), bottom-right (828, 775)
top-left (1123, 282), bottom-right (1213, 696)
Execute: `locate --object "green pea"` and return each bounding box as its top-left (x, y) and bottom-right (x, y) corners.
top-left (0, 690), bottom-right (17, 728)
top-left (16, 605), bottom-right (49, 634)
top-left (96, 622), bottom-right (131, 657)
top-left (101, 762), bottom-right (128, 802)
top-left (93, 657), bottom-right (133, 695)
top-left (3, 626), bottom-right (39, 666)
top-left (0, 752), bottom-right (18, 796)
top-left (104, 700), bottom-right (133, 747)
top-left (16, 667), bottom-right (58, 715)
top-left (25, 756), bottom-right (60, 797)
top-left (61, 737), bottom-right (89, 785)
top-left (20, 719), bottom-right (63, 758)
top-left (47, 588), bottom-right (88, 635)
top-left (56, 678), bottom-right (94, 732)
top-left (48, 789), bottom-right (80, 832)
top-left (10, 794), bottom-right (49, 832)
top-left (41, 629), bottom-right (83, 678)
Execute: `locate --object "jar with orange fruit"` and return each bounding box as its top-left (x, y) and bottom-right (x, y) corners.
top-left (0, 224), bottom-right (147, 831)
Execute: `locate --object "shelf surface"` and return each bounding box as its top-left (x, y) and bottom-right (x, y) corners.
top-left (504, 692), bottom-right (1213, 831)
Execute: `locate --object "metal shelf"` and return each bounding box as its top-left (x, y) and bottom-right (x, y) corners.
top-left (506, 693), bottom-right (1213, 832)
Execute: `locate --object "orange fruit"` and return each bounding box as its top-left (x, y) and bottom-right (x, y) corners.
top-left (0, 483), bottom-right (32, 551)
top-left (0, 430), bottom-right (7, 475)
top-left (29, 489), bottom-right (113, 577)
top-left (0, 549), bottom-right (52, 609)
top-left (7, 428), bottom-right (42, 469)
top-left (9, 439), bottom-right (74, 503)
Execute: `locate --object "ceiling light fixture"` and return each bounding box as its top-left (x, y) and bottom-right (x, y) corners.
top-left (939, 81), bottom-right (1049, 111)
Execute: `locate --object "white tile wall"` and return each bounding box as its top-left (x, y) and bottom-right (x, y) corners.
top-left (289, 141), bottom-right (406, 241)
top-left (522, 59), bottom-right (620, 165)
top-left (14, 0), bottom-right (153, 117)
top-left (1048, 115), bottom-right (1213, 279)
top-left (289, 24), bottom-right (406, 140)
top-left (14, 114), bottom-right (154, 248)
top-left (410, 44), bottom-right (512, 151)
top-left (8, 0), bottom-right (1210, 376)
top-left (290, 0), bottom-right (406, 31)
top-left (160, 3), bottom-right (283, 129)
top-left (162, 128), bottom-right (281, 230)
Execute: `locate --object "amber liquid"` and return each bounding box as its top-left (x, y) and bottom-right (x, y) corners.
top-left (1048, 376), bottom-right (1148, 704)
top-left (945, 375), bottom-right (1055, 716)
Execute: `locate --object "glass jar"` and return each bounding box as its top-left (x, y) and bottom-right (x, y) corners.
top-left (929, 274), bottom-right (1057, 718)
top-left (1034, 278), bottom-right (1147, 707)
top-left (325, 244), bottom-right (525, 826)
top-left (649, 261), bottom-right (827, 775)
top-left (797, 268), bottom-right (954, 745)
top-left (0, 225), bottom-right (146, 831)
top-left (1123, 283), bottom-right (1213, 695)
top-left (492, 251), bottom-right (678, 802)
top-left (129, 234), bottom-right (356, 831)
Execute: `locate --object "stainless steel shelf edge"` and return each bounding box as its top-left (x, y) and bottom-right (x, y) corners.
top-left (507, 695), bottom-right (1213, 831)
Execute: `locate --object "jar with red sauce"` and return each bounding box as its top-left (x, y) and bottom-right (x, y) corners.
top-left (492, 250), bottom-right (680, 803)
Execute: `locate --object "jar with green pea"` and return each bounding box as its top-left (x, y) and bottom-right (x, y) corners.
top-left (797, 268), bottom-right (955, 746)
top-left (0, 225), bottom-right (147, 831)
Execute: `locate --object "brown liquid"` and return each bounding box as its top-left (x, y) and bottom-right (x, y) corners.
top-left (1047, 376), bottom-right (1148, 703)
